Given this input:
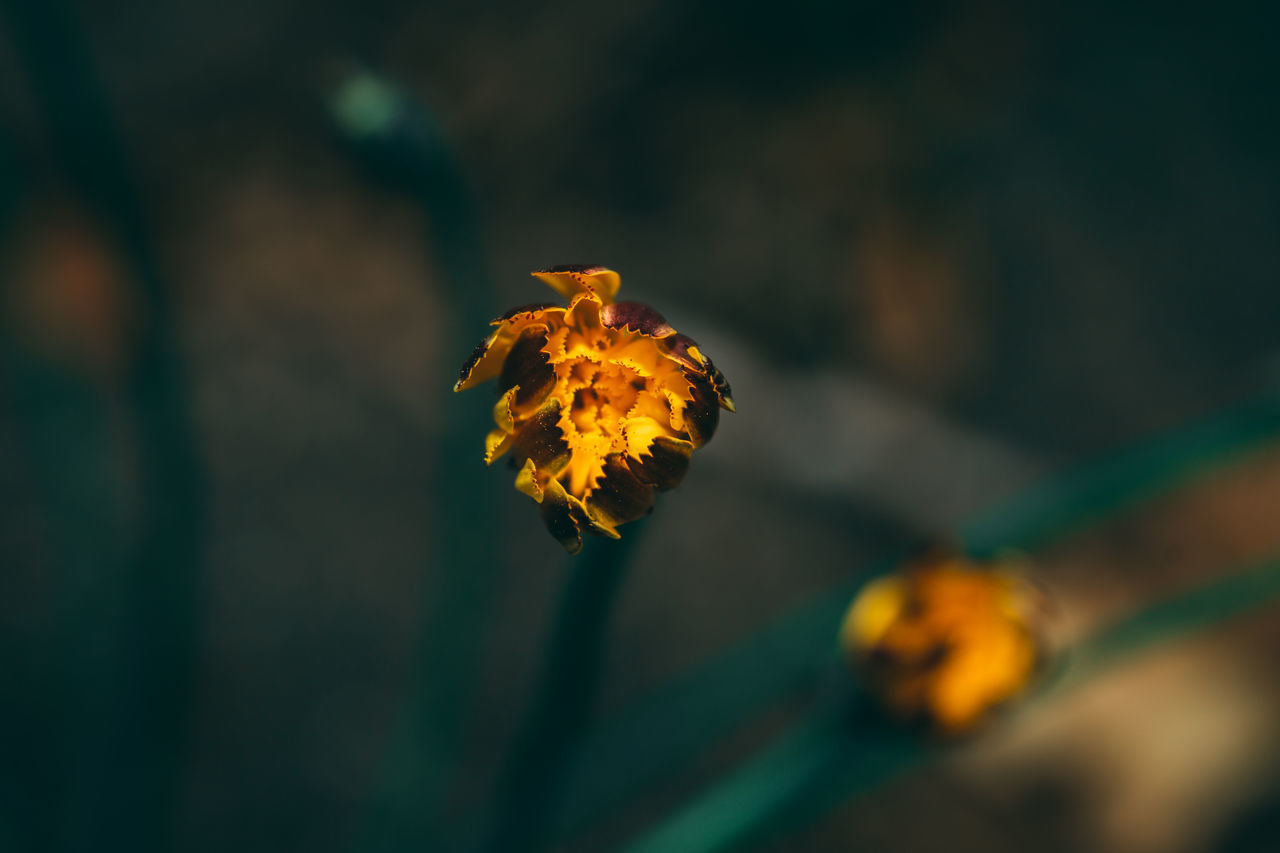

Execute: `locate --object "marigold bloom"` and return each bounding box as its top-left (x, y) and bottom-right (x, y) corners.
top-left (840, 553), bottom-right (1045, 734)
top-left (455, 265), bottom-right (734, 553)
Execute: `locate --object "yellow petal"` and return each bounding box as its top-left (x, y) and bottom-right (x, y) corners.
top-left (539, 475), bottom-right (588, 553)
top-left (455, 314), bottom-right (555, 392)
top-left (484, 428), bottom-right (514, 464)
top-left (493, 386), bottom-right (519, 434)
top-left (840, 576), bottom-right (906, 652)
top-left (585, 454), bottom-right (655, 533)
top-left (514, 457), bottom-right (544, 502)
top-left (620, 416), bottom-right (669, 460)
top-left (532, 265), bottom-right (621, 303)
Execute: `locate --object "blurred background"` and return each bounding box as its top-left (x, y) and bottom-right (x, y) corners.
top-left (2, 0), bottom-right (1280, 851)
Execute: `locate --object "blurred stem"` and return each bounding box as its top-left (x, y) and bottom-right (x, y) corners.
top-left (617, 551), bottom-right (1280, 853)
top-left (329, 71), bottom-right (501, 852)
top-left (618, 705), bottom-right (924, 853)
top-left (1055, 553), bottom-right (1280, 692)
top-left (488, 533), bottom-right (641, 853)
top-left (617, 711), bottom-right (841, 853)
top-left (1, 2), bottom-right (206, 851)
top-left (962, 389), bottom-right (1280, 554)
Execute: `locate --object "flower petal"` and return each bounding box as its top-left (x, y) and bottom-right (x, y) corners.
top-left (704, 359), bottom-right (735, 412)
top-left (532, 265), bottom-right (621, 303)
top-left (511, 398), bottom-right (571, 474)
top-left (493, 386), bottom-right (519, 434)
top-left (491, 303), bottom-right (562, 325)
top-left (621, 416), bottom-right (670, 459)
top-left (566, 290), bottom-right (605, 331)
top-left (498, 327), bottom-right (556, 410)
top-left (514, 457), bottom-right (543, 502)
top-left (484, 428), bottom-right (514, 464)
top-left (454, 312), bottom-right (555, 392)
top-left (540, 476), bottom-right (586, 553)
top-left (626, 392), bottom-right (673, 431)
top-left (627, 435), bottom-right (692, 491)
top-left (600, 301), bottom-right (675, 338)
top-left (680, 374), bottom-right (721, 448)
top-left (586, 453), bottom-right (655, 532)
top-left (456, 332), bottom-right (503, 392)
top-left (660, 333), bottom-right (735, 411)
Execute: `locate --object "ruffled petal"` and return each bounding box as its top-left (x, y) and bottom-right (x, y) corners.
top-left (491, 303), bottom-right (562, 325)
top-left (679, 374), bottom-right (721, 448)
top-left (585, 453), bottom-right (654, 533)
top-left (704, 358), bottom-right (735, 412)
top-left (605, 337), bottom-right (672, 377)
top-left (514, 457), bottom-right (543, 502)
top-left (565, 290), bottom-right (605, 332)
top-left (620, 416), bottom-right (671, 459)
top-left (484, 428), bottom-right (514, 464)
top-left (511, 399), bottom-right (571, 475)
top-left (455, 331), bottom-right (504, 392)
top-left (600, 301), bottom-right (675, 338)
top-left (660, 333), bottom-right (735, 411)
top-left (532, 265), bottom-right (621, 303)
top-left (455, 312), bottom-right (556, 392)
top-left (543, 324), bottom-right (572, 364)
top-left (498, 327), bottom-right (556, 410)
top-left (627, 435), bottom-right (692, 491)
top-left (540, 476), bottom-right (585, 553)
top-left (626, 391), bottom-right (674, 431)
top-left (492, 386), bottom-right (519, 434)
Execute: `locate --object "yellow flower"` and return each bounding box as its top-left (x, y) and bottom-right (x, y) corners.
top-left (839, 553), bottom-right (1045, 734)
top-left (454, 265), bottom-right (734, 553)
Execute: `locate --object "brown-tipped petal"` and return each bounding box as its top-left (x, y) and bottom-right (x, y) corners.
top-left (659, 333), bottom-right (706, 372)
top-left (661, 333), bottom-right (734, 410)
top-left (493, 387), bottom-right (519, 434)
top-left (540, 476), bottom-right (584, 553)
top-left (586, 453), bottom-right (656, 531)
top-left (565, 290), bottom-right (606, 334)
top-left (456, 306), bottom-right (559, 392)
top-left (498, 327), bottom-right (556, 409)
top-left (628, 436), bottom-right (692, 491)
top-left (532, 265), bottom-right (622, 303)
top-left (703, 357), bottom-right (735, 411)
top-left (484, 428), bottom-right (514, 465)
top-left (600, 301), bottom-right (675, 338)
top-left (621, 415), bottom-right (669, 457)
top-left (514, 458), bottom-right (544, 502)
top-left (681, 374), bottom-right (721, 448)
top-left (512, 399), bottom-right (572, 474)
top-left (490, 302), bottom-right (561, 325)
top-left (455, 331), bottom-right (501, 391)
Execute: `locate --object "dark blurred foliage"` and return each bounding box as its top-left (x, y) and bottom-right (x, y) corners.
top-left (2, 1), bottom-right (1280, 852)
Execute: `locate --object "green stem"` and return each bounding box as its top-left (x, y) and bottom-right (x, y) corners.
top-left (488, 533), bottom-right (641, 853)
top-left (962, 390), bottom-right (1280, 554)
top-left (615, 712), bottom-right (847, 853)
top-left (1056, 554), bottom-right (1280, 692)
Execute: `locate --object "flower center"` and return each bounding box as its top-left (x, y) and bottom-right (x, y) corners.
top-left (558, 360), bottom-right (647, 495)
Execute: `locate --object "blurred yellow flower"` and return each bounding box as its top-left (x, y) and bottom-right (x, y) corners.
top-left (455, 265), bottom-right (734, 553)
top-left (840, 553), bottom-right (1045, 734)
